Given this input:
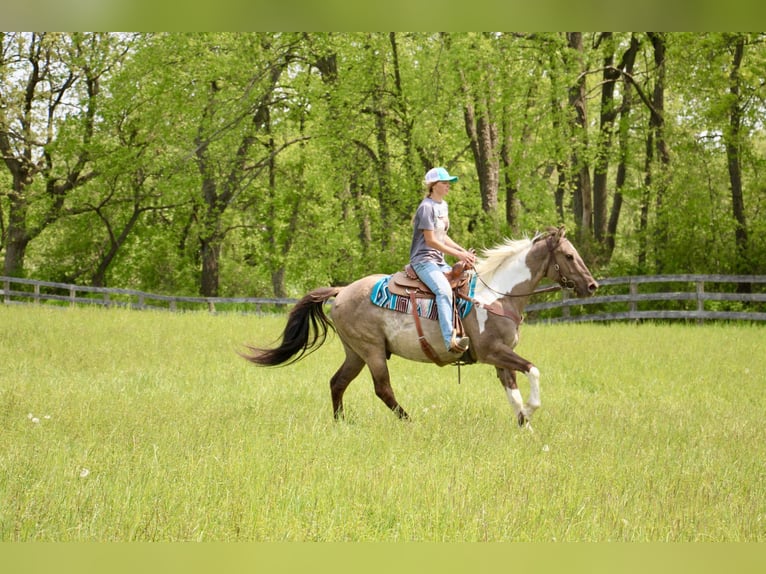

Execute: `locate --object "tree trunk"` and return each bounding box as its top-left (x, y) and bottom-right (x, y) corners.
top-left (91, 205), bottom-right (143, 288)
top-left (566, 32), bottom-right (593, 241)
top-left (350, 175), bottom-right (372, 250)
top-left (724, 34), bottom-right (749, 278)
top-left (463, 98), bottom-right (500, 213)
top-left (389, 32), bottom-right (421, 203)
top-left (3, 177), bottom-right (31, 277)
top-left (200, 235), bottom-right (221, 297)
top-left (592, 32), bottom-right (619, 243)
top-left (460, 69), bottom-right (499, 214)
top-left (197, 169), bottom-right (224, 297)
top-left (648, 32), bottom-right (671, 272)
top-left (372, 84), bottom-right (393, 249)
top-left (637, 33), bottom-right (671, 272)
top-left (500, 105), bottom-right (519, 232)
top-left (606, 34), bottom-right (640, 259)
top-left (548, 66), bottom-right (567, 223)
top-left (271, 267), bottom-right (286, 299)
top-left (639, 129), bottom-right (653, 271)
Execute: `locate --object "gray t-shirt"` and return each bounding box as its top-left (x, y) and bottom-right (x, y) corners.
top-left (410, 196), bottom-right (449, 265)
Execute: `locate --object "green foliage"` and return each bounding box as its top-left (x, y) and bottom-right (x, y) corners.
top-left (4, 32), bottom-right (766, 296)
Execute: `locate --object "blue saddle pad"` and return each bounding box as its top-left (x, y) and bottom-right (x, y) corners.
top-left (370, 274), bottom-right (476, 320)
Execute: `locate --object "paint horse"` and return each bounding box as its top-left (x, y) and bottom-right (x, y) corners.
top-left (242, 226), bottom-right (598, 426)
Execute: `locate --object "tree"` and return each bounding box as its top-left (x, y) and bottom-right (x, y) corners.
top-left (0, 33), bottom-right (129, 277)
top-left (40, 33), bottom-right (184, 287)
top-left (117, 33), bottom-right (309, 297)
top-left (455, 33), bottom-right (501, 214)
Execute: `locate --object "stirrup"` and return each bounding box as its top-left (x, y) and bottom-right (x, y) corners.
top-left (449, 334), bottom-right (470, 354)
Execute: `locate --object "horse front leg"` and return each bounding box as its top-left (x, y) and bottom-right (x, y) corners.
top-left (496, 367), bottom-right (525, 426)
top-left (524, 365), bottom-right (541, 418)
top-left (493, 353), bottom-right (541, 427)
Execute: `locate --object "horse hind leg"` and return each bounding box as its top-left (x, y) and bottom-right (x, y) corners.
top-left (330, 349), bottom-right (366, 420)
top-left (366, 354), bottom-right (410, 420)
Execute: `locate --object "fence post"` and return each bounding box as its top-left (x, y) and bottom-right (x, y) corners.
top-left (69, 286), bottom-right (76, 307)
top-left (696, 280), bottom-right (705, 324)
top-left (561, 289), bottom-right (570, 319)
top-left (629, 279), bottom-right (638, 320)
top-left (3, 280), bottom-right (9, 304)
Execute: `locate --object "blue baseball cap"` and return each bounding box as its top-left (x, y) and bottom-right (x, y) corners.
top-left (424, 167), bottom-right (458, 184)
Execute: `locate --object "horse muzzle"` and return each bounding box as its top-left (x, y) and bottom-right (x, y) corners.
top-left (570, 279), bottom-right (598, 297)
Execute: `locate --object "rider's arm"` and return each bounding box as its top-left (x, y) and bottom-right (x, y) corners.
top-left (422, 230), bottom-right (475, 265)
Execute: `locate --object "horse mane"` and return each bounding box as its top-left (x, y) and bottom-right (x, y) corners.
top-left (475, 235), bottom-right (536, 278)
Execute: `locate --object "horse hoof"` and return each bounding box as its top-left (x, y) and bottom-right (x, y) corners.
top-left (394, 407), bottom-right (411, 421)
top-left (517, 412), bottom-right (526, 427)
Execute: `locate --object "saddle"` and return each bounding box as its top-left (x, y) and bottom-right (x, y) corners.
top-left (388, 261), bottom-right (474, 366)
top-left (388, 261), bottom-right (473, 300)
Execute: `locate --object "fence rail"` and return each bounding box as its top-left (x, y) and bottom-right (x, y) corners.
top-left (1, 276), bottom-right (297, 313)
top-left (3, 274), bottom-right (766, 322)
top-left (525, 274), bottom-right (766, 323)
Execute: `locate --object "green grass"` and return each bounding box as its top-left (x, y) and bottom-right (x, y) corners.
top-left (1, 305), bottom-right (764, 541)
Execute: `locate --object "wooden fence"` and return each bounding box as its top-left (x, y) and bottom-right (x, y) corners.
top-left (3, 274), bottom-right (766, 322)
top-left (525, 274), bottom-right (766, 323)
top-left (0, 276), bottom-right (296, 314)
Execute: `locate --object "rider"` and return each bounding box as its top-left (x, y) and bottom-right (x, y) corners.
top-left (410, 167), bottom-right (476, 354)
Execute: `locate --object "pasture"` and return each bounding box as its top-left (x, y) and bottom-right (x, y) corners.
top-left (0, 304), bottom-right (764, 541)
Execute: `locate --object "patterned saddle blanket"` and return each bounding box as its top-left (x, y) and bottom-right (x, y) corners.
top-left (370, 274), bottom-right (477, 320)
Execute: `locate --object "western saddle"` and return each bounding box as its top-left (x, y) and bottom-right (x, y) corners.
top-left (387, 261), bottom-right (474, 365)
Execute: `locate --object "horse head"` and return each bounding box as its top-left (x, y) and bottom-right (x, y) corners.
top-left (540, 226), bottom-right (599, 297)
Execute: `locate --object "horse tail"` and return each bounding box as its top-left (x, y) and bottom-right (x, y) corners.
top-left (241, 287), bottom-right (341, 367)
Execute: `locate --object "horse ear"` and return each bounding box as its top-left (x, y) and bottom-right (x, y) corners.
top-left (556, 225), bottom-right (566, 240)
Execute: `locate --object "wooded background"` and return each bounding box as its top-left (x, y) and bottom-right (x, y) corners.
top-left (2, 32), bottom-right (765, 298)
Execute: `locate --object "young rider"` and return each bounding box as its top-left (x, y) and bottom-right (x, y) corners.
top-left (409, 167), bottom-right (476, 354)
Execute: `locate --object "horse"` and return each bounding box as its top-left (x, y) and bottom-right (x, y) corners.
top-left (242, 226), bottom-right (598, 427)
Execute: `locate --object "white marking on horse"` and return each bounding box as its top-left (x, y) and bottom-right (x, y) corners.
top-left (524, 366), bottom-right (541, 416)
top-left (473, 245), bottom-right (531, 334)
top-left (505, 387), bottom-right (524, 418)
top-left (476, 306), bottom-right (489, 333)
top-left (473, 245), bottom-right (533, 308)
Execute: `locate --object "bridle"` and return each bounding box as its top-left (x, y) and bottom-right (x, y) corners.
top-left (545, 235), bottom-right (577, 291)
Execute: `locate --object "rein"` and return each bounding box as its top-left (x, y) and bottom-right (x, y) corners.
top-left (474, 273), bottom-right (562, 299)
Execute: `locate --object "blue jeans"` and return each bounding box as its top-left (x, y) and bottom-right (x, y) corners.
top-left (412, 260), bottom-right (454, 351)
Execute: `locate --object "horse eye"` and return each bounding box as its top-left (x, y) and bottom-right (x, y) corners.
top-left (566, 254), bottom-right (574, 261)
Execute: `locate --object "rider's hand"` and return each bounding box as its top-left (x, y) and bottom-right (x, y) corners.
top-left (462, 249), bottom-right (476, 268)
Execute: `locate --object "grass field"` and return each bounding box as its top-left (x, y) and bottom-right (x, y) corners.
top-left (1, 304), bottom-right (764, 541)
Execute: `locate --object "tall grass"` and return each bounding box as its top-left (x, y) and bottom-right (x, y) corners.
top-left (1, 305), bottom-right (764, 541)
